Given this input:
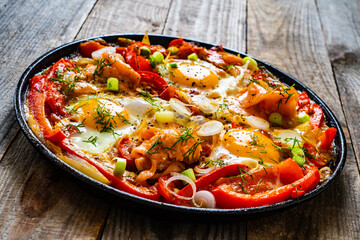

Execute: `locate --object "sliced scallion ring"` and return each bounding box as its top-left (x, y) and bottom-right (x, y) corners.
top-left (114, 157), bottom-right (127, 176)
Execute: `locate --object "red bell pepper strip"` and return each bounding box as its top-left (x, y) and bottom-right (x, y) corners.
top-left (318, 127), bottom-right (337, 150)
top-left (45, 59), bottom-right (74, 117)
top-left (297, 91), bottom-right (310, 111)
top-left (310, 104), bottom-right (324, 129)
top-left (303, 143), bottom-right (328, 167)
top-left (211, 165), bottom-right (319, 208)
top-left (79, 41), bottom-right (105, 58)
top-left (138, 71), bottom-right (169, 95)
top-left (159, 86), bottom-right (178, 101)
top-left (168, 38), bottom-right (184, 48)
top-left (27, 75), bottom-right (55, 138)
top-left (58, 138), bottom-right (160, 201)
top-left (176, 164), bottom-right (248, 198)
top-left (158, 175), bottom-right (177, 203)
top-left (118, 135), bottom-right (137, 171)
top-left (274, 158), bottom-right (304, 185)
top-left (137, 56), bottom-right (153, 71)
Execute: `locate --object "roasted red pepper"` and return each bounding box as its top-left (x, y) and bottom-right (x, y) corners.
top-left (211, 164), bottom-right (320, 208)
top-left (79, 41), bottom-right (106, 58)
top-left (318, 127), bottom-right (337, 150)
top-left (118, 135), bottom-right (137, 171)
top-left (176, 164), bottom-right (248, 198)
top-left (303, 143), bottom-right (328, 167)
top-left (138, 71), bottom-right (169, 95)
top-left (297, 91), bottom-right (324, 129)
top-left (158, 175), bottom-right (177, 203)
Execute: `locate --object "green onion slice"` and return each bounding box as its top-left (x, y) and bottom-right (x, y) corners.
top-left (107, 77), bottom-right (119, 91)
top-left (187, 53), bottom-right (198, 61)
top-left (153, 51), bottom-right (164, 64)
top-left (297, 112), bottom-right (310, 124)
top-left (114, 157), bottom-right (127, 175)
top-left (181, 168), bottom-right (196, 184)
top-left (291, 147), bottom-right (305, 167)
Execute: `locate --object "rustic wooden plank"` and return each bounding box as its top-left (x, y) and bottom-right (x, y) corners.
top-left (75, 0), bottom-right (172, 40)
top-left (102, 206), bottom-right (246, 240)
top-left (246, 0), bottom-right (360, 239)
top-left (162, 0), bottom-right (247, 51)
top-left (0, 0), bottom-right (114, 239)
top-left (0, 0), bottom-right (96, 159)
top-left (0, 132), bottom-right (109, 240)
top-left (316, 0), bottom-right (360, 169)
top-left (99, 1), bottom-right (248, 239)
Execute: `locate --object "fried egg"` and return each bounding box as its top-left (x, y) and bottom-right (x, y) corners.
top-left (66, 97), bottom-right (151, 155)
top-left (213, 129), bottom-right (280, 167)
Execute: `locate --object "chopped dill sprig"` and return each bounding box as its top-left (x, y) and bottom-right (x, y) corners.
top-left (82, 135), bottom-right (98, 146)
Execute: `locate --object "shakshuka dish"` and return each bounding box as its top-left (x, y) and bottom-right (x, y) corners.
top-left (25, 34), bottom-right (337, 208)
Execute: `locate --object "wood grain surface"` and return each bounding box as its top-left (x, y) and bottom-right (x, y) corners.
top-left (0, 0), bottom-right (359, 239)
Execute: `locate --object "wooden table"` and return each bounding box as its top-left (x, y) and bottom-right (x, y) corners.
top-left (1, 0), bottom-right (359, 239)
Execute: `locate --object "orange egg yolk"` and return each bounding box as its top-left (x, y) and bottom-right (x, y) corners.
top-left (222, 129), bottom-right (280, 166)
top-left (168, 61), bottom-right (219, 89)
top-left (74, 98), bottom-right (129, 130)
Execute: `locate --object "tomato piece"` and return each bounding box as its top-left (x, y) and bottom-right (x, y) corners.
top-left (158, 175), bottom-right (177, 203)
top-left (125, 48), bottom-right (139, 70)
top-left (297, 91), bottom-right (311, 111)
top-left (79, 41), bottom-right (106, 58)
top-left (159, 86), bottom-right (178, 101)
top-left (111, 176), bottom-right (160, 201)
top-left (138, 71), bottom-right (168, 95)
top-left (310, 104), bottom-right (324, 129)
top-left (168, 38), bottom-right (184, 47)
top-left (211, 165), bottom-right (319, 208)
top-left (116, 47), bottom-right (127, 57)
top-left (177, 164), bottom-right (248, 198)
top-left (118, 135), bottom-right (137, 171)
top-left (275, 158), bottom-right (304, 185)
top-left (303, 143), bottom-right (327, 167)
top-left (137, 56), bottom-right (153, 71)
top-left (318, 127), bottom-right (337, 150)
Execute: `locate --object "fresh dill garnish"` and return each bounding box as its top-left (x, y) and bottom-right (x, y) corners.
top-left (204, 159), bottom-right (226, 167)
top-left (136, 88), bottom-right (165, 110)
top-left (50, 68), bottom-right (83, 92)
top-left (184, 139), bottom-right (205, 160)
top-left (238, 182), bottom-right (248, 194)
top-left (93, 58), bottom-right (114, 79)
top-left (255, 179), bottom-right (263, 192)
top-left (171, 128), bottom-right (195, 148)
top-left (116, 112), bottom-right (131, 125)
top-left (82, 135), bottom-right (98, 146)
top-left (276, 84), bottom-right (295, 109)
top-left (146, 136), bottom-right (161, 154)
top-left (63, 119), bottom-right (86, 133)
top-left (65, 100), bottom-right (89, 114)
top-left (238, 167), bottom-right (253, 180)
top-left (249, 134), bottom-right (264, 147)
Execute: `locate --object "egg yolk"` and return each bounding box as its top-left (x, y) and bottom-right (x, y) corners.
top-left (74, 98), bottom-right (130, 130)
top-left (222, 129), bottom-right (280, 166)
top-left (169, 61), bottom-right (219, 89)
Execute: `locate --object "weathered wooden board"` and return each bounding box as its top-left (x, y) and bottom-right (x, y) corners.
top-left (76, 0), bottom-right (172, 40)
top-left (0, 0), bottom-right (112, 239)
top-left (246, 0), bottom-right (360, 239)
top-left (0, 132), bottom-right (109, 240)
top-left (162, 0), bottom-right (247, 51)
top-left (0, 0), bottom-right (96, 159)
top-left (317, 0), bottom-right (360, 169)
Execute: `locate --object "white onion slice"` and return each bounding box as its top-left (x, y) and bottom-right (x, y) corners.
top-left (246, 115), bottom-right (270, 130)
top-left (191, 95), bottom-right (217, 114)
top-left (122, 98), bottom-right (152, 117)
top-left (273, 129), bottom-right (303, 147)
top-left (197, 120), bottom-right (224, 136)
top-left (190, 115), bottom-right (206, 126)
top-left (164, 173), bottom-right (196, 201)
top-left (194, 165), bottom-right (215, 175)
top-left (169, 98), bottom-right (192, 117)
top-left (194, 190), bottom-right (216, 208)
top-left (91, 47), bottom-right (116, 60)
top-left (228, 157), bottom-right (259, 169)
